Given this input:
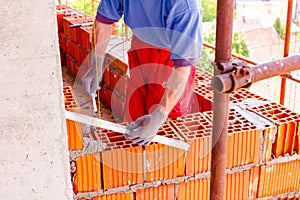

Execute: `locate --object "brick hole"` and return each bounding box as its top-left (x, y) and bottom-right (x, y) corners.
top-left (183, 121), bottom-right (200, 126)
top-left (267, 109), bottom-right (282, 115)
top-left (186, 135), bottom-right (194, 139)
top-left (106, 132), bottom-right (122, 137)
top-left (164, 128), bottom-right (173, 132)
top-left (275, 113), bottom-right (290, 119)
top-left (157, 131), bottom-right (166, 136)
top-left (234, 125), bottom-right (242, 128)
top-left (115, 142), bottom-right (123, 145)
top-left (187, 125), bottom-right (205, 131)
top-left (109, 136), bottom-right (126, 142)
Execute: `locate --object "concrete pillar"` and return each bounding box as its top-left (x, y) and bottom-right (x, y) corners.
top-left (0, 0), bottom-right (73, 199)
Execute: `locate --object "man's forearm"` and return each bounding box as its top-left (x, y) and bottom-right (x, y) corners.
top-left (158, 66), bottom-right (191, 116)
top-left (92, 20), bottom-right (112, 58)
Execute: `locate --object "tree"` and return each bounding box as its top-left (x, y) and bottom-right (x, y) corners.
top-left (273, 17), bottom-right (285, 40)
top-left (201, 0), bottom-right (217, 22)
top-left (200, 26), bottom-right (250, 73)
top-left (67, 0), bottom-right (99, 16)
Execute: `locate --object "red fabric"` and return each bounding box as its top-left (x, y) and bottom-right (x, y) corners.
top-left (124, 37), bottom-right (196, 122)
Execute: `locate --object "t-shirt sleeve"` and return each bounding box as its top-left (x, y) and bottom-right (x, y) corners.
top-left (166, 8), bottom-right (203, 67)
top-left (96, 0), bottom-right (123, 24)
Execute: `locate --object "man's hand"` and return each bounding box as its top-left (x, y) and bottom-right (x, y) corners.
top-left (81, 56), bottom-right (103, 96)
top-left (125, 108), bottom-right (167, 145)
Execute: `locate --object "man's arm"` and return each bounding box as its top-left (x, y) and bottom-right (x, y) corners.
top-left (92, 20), bottom-right (112, 58)
top-left (81, 20), bottom-right (112, 95)
top-left (125, 66), bottom-right (191, 145)
top-left (158, 66), bottom-right (191, 115)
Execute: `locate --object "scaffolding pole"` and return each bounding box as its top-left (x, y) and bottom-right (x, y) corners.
top-left (210, 0), bottom-right (234, 199)
top-left (280, 0), bottom-right (294, 105)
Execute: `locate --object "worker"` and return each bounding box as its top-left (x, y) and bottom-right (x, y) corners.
top-left (81, 0), bottom-right (202, 145)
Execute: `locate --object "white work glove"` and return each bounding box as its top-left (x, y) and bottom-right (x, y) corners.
top-left (81, 56), bottom-right (103, 96)
top-left (125, 108), bottom-right (167, 145)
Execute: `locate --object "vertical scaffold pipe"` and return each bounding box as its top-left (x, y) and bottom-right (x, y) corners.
top-left (210, 0), bottom-right (234, 199)
top-left (280, 0), bottom-right (294, 105)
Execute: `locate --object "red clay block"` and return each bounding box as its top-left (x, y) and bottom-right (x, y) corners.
top-left (136, 184), bottom-right (175, 200)
top-left (249, 166), bottom-right (260, 199)
top-left (204, 109), bottom-right (262, 168)
top-left (66, 54), bottom-right (72, 73)
top-left (60, 49), bottom-right (67, 66)
top-left (58, 32), bottom-right (69, 52)
top-left (170, 112), bottom-right (212, 175)
top-left (104, 53), bottom-right (128, 74)
top-left (56, 5), bottom-right (74, 32)
top-left (93, 153), bottom-right (101, 191)
top-left (92, 127), bottom-right (143, 190)
top-left (74, 153), bottom-right (101, 193)
top-left (78, 26), bottom-right (93, 51)
top-left (257, 160), bottom-right (300, 198)
top-left (98, 83), bottom-right (113, 109)
top-left (226, 170), bottom-right (250, 200)
top-left (250, 102), bottom-right (300, 158)
top-left (102, 146), bottom-right (143, 190)
top-left (62, 13), bottom-right (89, 38)
top-left (67, 40), bottom-right (80, 62)
top-left (92, 193), bottom-right (133, 200)
top-left (69, 17), bottom-right (93, 42)
top-left (78, 46), bottom-right (88, 65)
top-left (73, 155), bottom-right (83, 193)
top-left (63, 86), bottom-right (83, 150)
top-left (230, 88), bottom-right (266, 104)
top-left (144, 141), bottom-right (185, 182)
top-left (177, 178), bottom-right (210, 200)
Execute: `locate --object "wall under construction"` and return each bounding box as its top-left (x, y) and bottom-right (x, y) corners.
top-left (0, 1), bottom-right (73, 199)
top-left (59, 5), bottom-right (300, 200)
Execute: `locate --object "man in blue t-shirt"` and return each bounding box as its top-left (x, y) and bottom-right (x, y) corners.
top-left (81, 0), bottom-right (203, 145)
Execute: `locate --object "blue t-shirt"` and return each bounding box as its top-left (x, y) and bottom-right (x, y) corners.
top-left (96, 0), bottom-right (202, 66)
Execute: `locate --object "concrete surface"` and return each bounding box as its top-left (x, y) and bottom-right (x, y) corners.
top-left (0, 0), bottom-right (73, 199)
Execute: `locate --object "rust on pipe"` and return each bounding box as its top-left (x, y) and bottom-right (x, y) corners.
top-left (280, 0), bottom-right (294, 105)
top-left (213, 55), bottom-right (300, 93)
top-left (251, 55), bottom-right (300, 83)
top-left (210, 0), bottom-right (234, 199)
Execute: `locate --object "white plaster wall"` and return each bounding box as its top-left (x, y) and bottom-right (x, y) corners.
top-left (0, 0), bottom-right (73, 199)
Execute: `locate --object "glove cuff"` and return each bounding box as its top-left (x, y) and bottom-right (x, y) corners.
top-left (152, 106), bottom-right (168, 124)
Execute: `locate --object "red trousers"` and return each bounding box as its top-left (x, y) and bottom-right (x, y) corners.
top-left (124, 37), bottom-right (196, 122)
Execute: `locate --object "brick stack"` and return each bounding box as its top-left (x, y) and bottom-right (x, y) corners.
top-left (56, 5), bottom-right (119, 80)
top-left (98, 53), bottom-right (128, 120)
top-left (56, 5), bottom-right (92, 78)
top-left (56, 5), bottom-right (127, 120)
top-left (63, 76), bottom-right (300, 200)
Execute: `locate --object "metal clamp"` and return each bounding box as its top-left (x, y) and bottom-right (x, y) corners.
top-left (212, 59), bottom-right (253, 93)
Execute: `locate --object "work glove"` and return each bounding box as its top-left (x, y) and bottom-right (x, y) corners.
top-left (125, 108), bottom-right (167, 145)
top-left (81, 56), bottom-right (103, 96)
